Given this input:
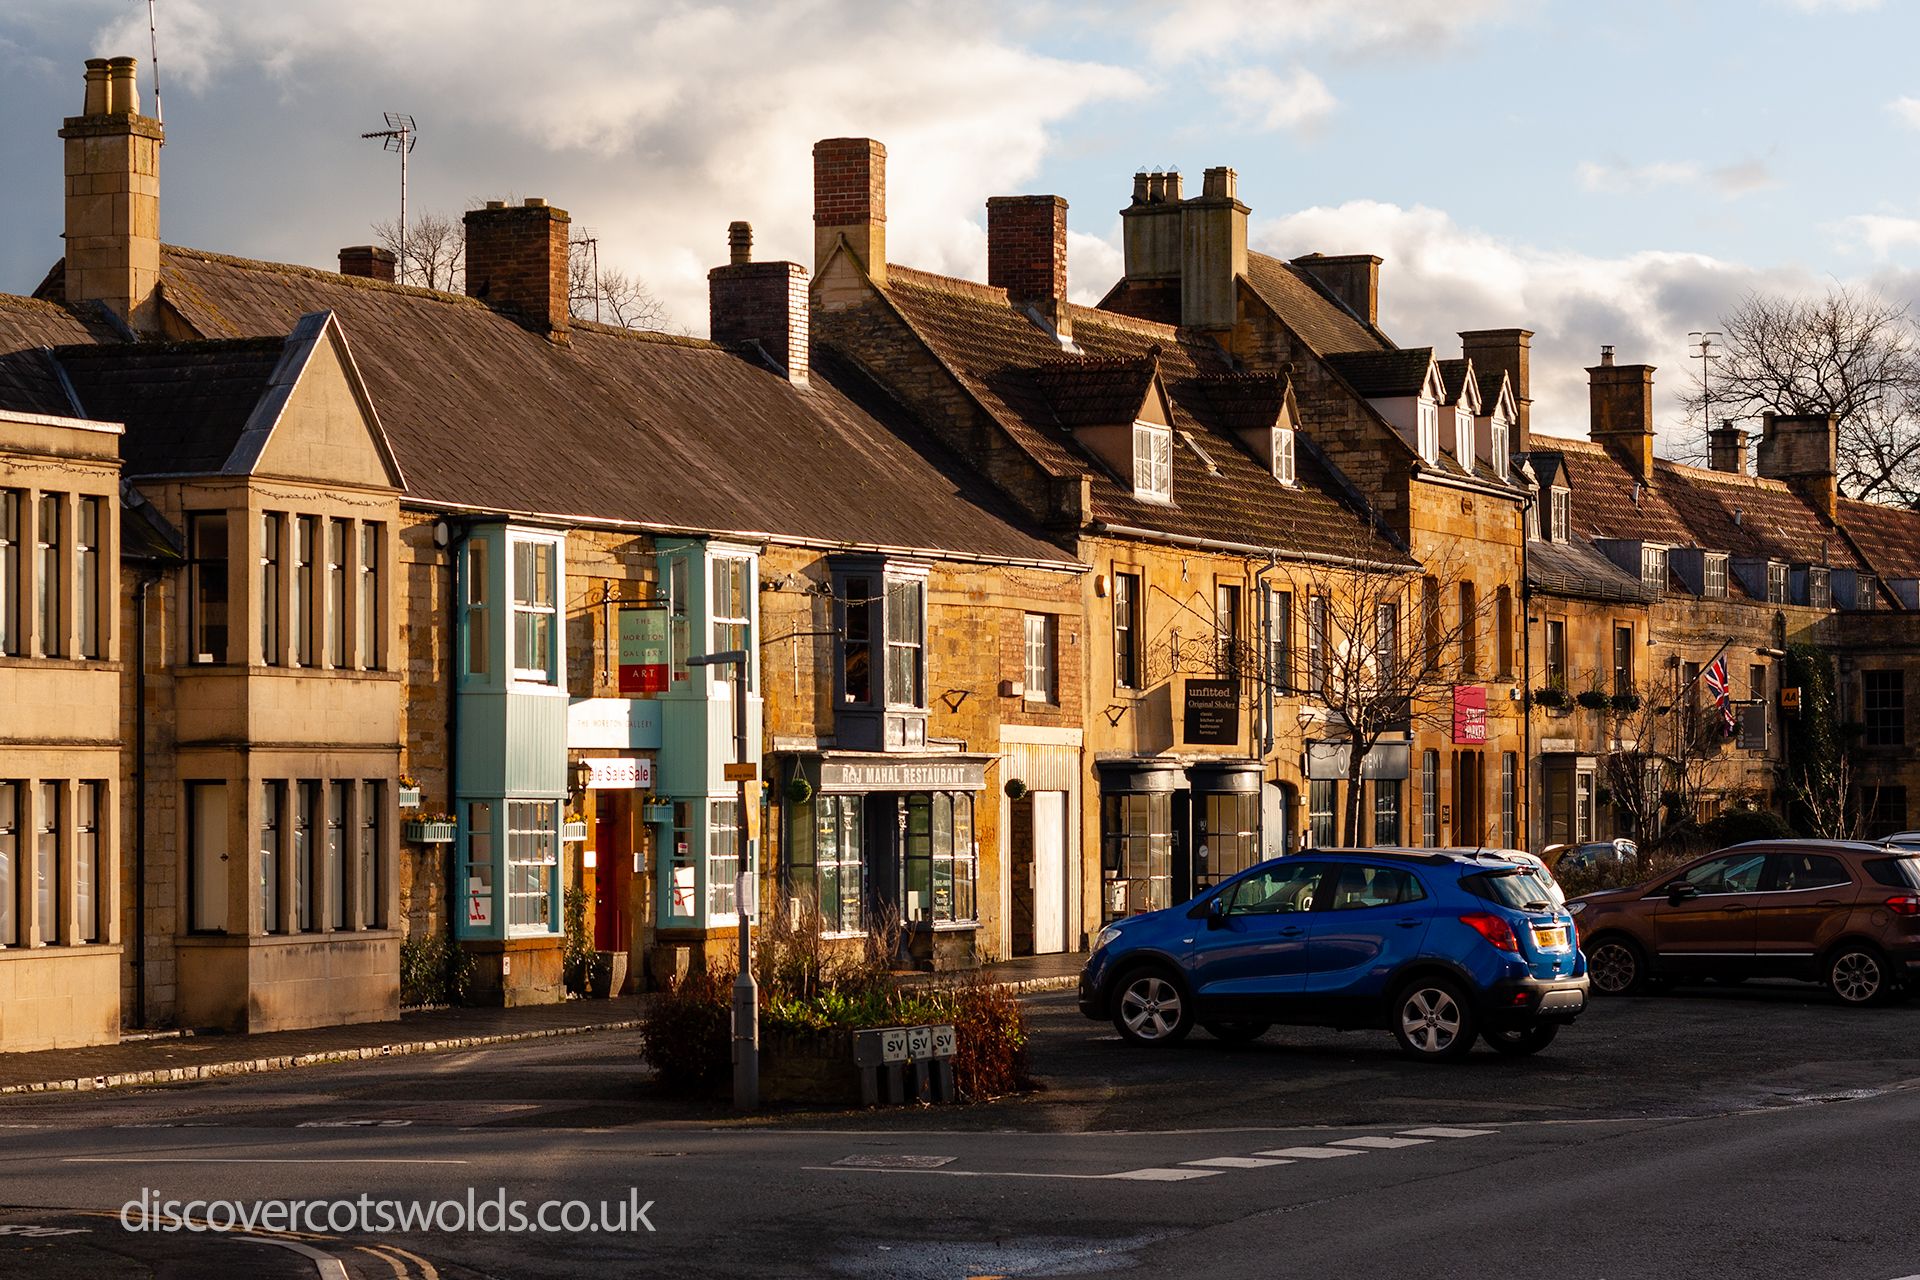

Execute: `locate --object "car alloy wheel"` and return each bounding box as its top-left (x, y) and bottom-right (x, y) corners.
top-left (1828, 947), bottom-right (1886, 1006)
top-left (1587, 939), bottom-right (1644, 996)
top-left (1395, 981), bottom-right (1473, 1059)
top-left (1114, 972), bottom-right (1190, 1044)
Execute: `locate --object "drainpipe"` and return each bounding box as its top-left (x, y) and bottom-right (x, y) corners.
top-left (1519, 496), bottom-right (1535, 851)
top-left (131, 569), bottom-right (157, 1029)
top-left (445, 526), bottom-right (464, 948)
top-left (1253, 554), bottom-right (1283, 757)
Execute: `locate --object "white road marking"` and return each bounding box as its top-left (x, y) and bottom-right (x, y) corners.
top-left (1105, 1168), bottom-right (1224, 1181)
top-left (229, 1236), bottom-right (348, 1280)
top-left (1331, 1136), bottom-right (1430, 1150)
top-left (1255, 1146), bottom-right (1364, 1159)
top-left (63, 1156), bottom-right (469, 1165)
top-left (1399, 1126), bottom-right (1495, 1139)
top-left (834, 1154), bottom-right (957, 1170)
top-left (803, 1165), bottom-right (1110, 1180)
top-left (1182, 1157), bottom-right (1292, 1169)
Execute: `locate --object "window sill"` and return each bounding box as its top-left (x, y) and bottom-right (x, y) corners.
top-left (0, 655), bottom-right (118, 672)
top-left (0, 941), bottom-right (120, 956)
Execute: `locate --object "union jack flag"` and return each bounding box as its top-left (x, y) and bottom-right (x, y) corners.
top-left (1703, 656), bottom-right (1735, 735)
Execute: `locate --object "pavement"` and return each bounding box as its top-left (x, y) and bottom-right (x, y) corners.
top-left (2, 974), bottom-right (1919, 1277)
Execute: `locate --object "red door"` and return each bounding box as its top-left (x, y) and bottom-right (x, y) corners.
top-left (593, 793), bottom-right (632, 952)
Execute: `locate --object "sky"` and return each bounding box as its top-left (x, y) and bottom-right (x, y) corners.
top-left (3, 0), bottom-right (1919, 455)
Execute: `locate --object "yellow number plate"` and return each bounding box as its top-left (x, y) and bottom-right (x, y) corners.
top-left (1533, 925), bottom-right (1569, 950)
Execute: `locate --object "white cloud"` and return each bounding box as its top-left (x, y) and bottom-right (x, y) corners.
top-left (1066, 230), bottom-right (1123, 306)
top-left (70, 0), bottom-right (1144, 331)
top-left (1833, 213), bottom-right (1920, 259)
top-left (1250, 200), bottom-right (1825, 453)
top-left (1145, 0), bottom-right (1516, 60)
top-left (1888, 96), bottom-right (1920, 130)
top-left (1220, 66), bottom-right (1335, 134)
top-left (1577, 160), bottom-right (1700, 194)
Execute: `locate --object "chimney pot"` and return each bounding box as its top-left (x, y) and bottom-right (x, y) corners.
top-left (1600, 345), bottom-right (1615, 366)
top-left (485, 200), bottom-right (506, 209)
top-left (339, 245), bottom-right (397, 283)
top-left (728, 220), bottom-right (753, 266)
top-left (1131, 171), bottom-right (1150, 205)
top-left (82, 58), bottom-right (110, 115)
top-left (105, 56), bottom-right (139, 116)
top-left (1201, 166), bottom-right (1236, 199)
top-left (522, 197), bottom-right (547, 208)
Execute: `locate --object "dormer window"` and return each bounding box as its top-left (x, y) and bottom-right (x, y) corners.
top-left (1455, 406), bottom-right (1473, 462)
top-left (1807, 566), bottom-right (1831, 609)
top-left (1640, 546), bottom-right (1668, 593)
top-left (1132, 422), bottom-right (1172, 502)
top-left (1549, 488), bottom-right (1570, 543)
top-left (1417, 401), bottom-right (1439, 464)
top-left (1766, 561), bottom-right (1788, 604)
top-left (1272, 426), bottom-right (1296, 485)
top-left (1491, 419), bottom-right (1509, 482)
top-left (1704, 553), bottom-right (1729, 600)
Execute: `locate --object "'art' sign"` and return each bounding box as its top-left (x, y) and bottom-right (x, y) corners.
top-left (618, 608), bottom-right (669, 694)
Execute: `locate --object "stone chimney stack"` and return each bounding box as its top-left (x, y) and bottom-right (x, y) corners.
top-left (59, 55), bottom-right (164, 334)
top-left (986, 194), bottom-right (1071, 339)
top-left (1177, 166), bottom-right (1248, 332)
top-left (1708, 421), bottom-right (1750, 475)
top-left (338, 245), bottom-right (396, 283)
top-left (1757, 412), bottom-right (1838, 519)
top-left (1296, 253), bottom-right (1383, 328)
top-left (1459, 328), bottom-right (1533, 447)
top-left (463, 198), bottom-right (571, 342)
top-left (1119, 169), bottom-right (1185, 285)
top-left (709, 221), bottom-right (809, 386)
top-left (813, 138), bottom-right (886, 285)
top-left (1587, 346), bottom-right (1657, 483)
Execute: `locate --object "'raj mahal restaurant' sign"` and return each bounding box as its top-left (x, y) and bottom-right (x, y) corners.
top-left (818, 759), bottom-right (988, 792)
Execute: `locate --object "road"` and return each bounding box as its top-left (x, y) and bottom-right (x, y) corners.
top-left (1, 981), bottom-right (1918, 1278)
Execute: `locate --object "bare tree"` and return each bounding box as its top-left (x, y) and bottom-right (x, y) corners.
top-left (1685, 286), bottom-right (1920, 503)
top-left (1600, 673), bottom-right (1715, 864)
top-left (568, 238), bottom-right (668, 330)
top-left (1287, 541), bottom-right (1500, 847)
top-left (373, 211), bottom-right (465, 292)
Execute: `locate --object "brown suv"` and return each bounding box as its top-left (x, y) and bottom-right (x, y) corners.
top-left (1569, 841), bottom-right (1920, 1006)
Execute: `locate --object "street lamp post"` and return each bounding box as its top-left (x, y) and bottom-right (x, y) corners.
top-left (687, 648), bottom-right (757, 1110)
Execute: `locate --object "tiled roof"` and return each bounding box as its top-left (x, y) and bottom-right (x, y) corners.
top-left (0, 295), bottom-right (118, 418)
top-left (1836, 497), bottom-right (1920, 582)
top-left (56, 338), bottom-right (286, 476)
top-left (1241, 253), bottom-right (1387, 355)
top-left (1179, 372), bottom-right (1290, 433)
top-left (1029, 356), bottom-right (1157, 427)
top-left (871, 266), bottom-right (1410, 566)
top-left (1526, 536), bottom-right (1656, 604)
top-left (1436, 358), bottom-right (1473, 405)
top-left (1528, 436), bottom-right (1862, 569)
top-left (1323, 348), bottom-right (1435, 399)
top-left (26, 248), bottom-right (1076, 566)
top-left (1474, 369), bottom-right (1508, 415)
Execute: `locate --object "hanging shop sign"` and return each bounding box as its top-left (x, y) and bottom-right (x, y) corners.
top-left (567, 698), bottom-right (664, 750)
top-left (1182, 679), bottom-right (1240, 746)
top-left (1304, 739), bottom-right (1410, 781)
top-left (1452, 685), bottom-right (1488, 744)
top-left (818, 757), bottom-right (988, 792)
top-left (584, 757), bottom-right (653, 790)
top-left (618, 608), bottom-right (670, 694)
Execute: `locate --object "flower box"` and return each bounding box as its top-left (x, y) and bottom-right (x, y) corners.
top-left (397, 785), bottom-right (422, 811)
top-left (403, 820), bottom-right (456, 844)
top-left (562, 821), bottom-right (589, 843)
top-left (643, 803), bottom-right (673, 825)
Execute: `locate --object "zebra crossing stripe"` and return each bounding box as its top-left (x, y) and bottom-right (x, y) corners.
top-left (1330, 1136), bottom-right (1430, 1149)
top-left (1254, 1146), bottom-right (1364, 1159)
top-left (1399, 1127), bottom-right (1495, 1139)
top-left (1106, 1167), bottom-right (1224, 1181)
top-left (1182, 1156), bottom-right (1293, 1169)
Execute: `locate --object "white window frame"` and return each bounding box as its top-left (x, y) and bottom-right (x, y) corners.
top-left (1272, 426), bottom-right (1296, 485)
top-left (506, 799), bottom-right (559, 935)
top-left (711, 554), bottom-right (753, 662)
top-left (1455, 406), bottom-right (1474, 462)
top-left (1550, 488), bottom-right (1570, 543)
top-left (1640, 545), bottom-right (1667, 593)
top-left (1808, 567), bottom-right (1831, 609)
top-left (1704, 553), bottom-right (1728, 600)
top-left (1491, 419), bottom-right (1509, 481)
top-left (1023, 612), bottom-right (1056, 703)
top-left (1767, 561), bottom-right (1788, 604)
top-left (509, 534), bottom-right (561, 685)
top-left (707, 798), bottom-right (743, 926)
top-left (1416, 401), bottom-right (1439, 463)
top-left (1132, 422), bottom-right (1172, 502)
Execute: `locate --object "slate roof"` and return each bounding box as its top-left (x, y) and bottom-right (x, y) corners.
top-left (0, 295), bottom-right (118, 418)
top-left (1474, 369), bottom-right (1509, 416)
top-left (22, 246), bottom-right (1077, 566)
top-left (55, 338), bottom-right (286, 477)
top-left (1241, 252), bottom-right (1387, 355)
top-left (1323, 348), bottom-right (1435, 400)
top-left (867, 265), bottom-right (1410, 566)
top-left (1436, 358), bottom-right (1473, 405)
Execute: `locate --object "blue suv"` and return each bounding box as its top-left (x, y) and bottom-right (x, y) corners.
top-left (1078, 849), bottom-right (1589, 1060)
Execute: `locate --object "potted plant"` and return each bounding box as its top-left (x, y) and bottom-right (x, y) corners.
top-left (397, 774), bottom-right (422, 810)
top-left (1575, 687), bottom-right (1610, 711)
top-left (403, 812), bottom-right (457, 843)
top-left (562, 812), bottom-right (590, 843)
top-left (1610, 690), bottom-right (1643, 714)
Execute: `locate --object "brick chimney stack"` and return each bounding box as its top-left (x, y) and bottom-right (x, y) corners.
top-left (1459, 328), bottom-right (1532, 447)
top-left (1297, 253), bottom-right (1383, 328)
top-left (463, 198), bottom-right (571, 342)
top-left (709, 221), bottom-right (809, 386)
top-left (1587, 346), bottom-right (1657, 483)
top-left (338, 245), bottom-right (396, 283)
top-left (813, 138), bottom-right (886, 285)
top-left (59, 55), bottom-right (164, 334)
top-left (1708, 421), bottom-right (1750, 475)
top-left (1757, 412), bottom-right (1838, 519)
top-left (987, 195), bottom-right (1071, 339)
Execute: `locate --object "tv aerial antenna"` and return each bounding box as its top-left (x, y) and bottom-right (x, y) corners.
top-left (143, 0), bottom-right (164, 124)
top-left (361, 113), bottom-right (418, 285)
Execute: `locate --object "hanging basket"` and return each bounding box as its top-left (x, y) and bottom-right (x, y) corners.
top-left (786, 776), bottom-right (814, 805)
top-left (1004, 777), bottom-right (1030, 801)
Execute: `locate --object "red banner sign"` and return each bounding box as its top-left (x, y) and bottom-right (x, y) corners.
top-left (1452, 685), bottom-right (1488, 744)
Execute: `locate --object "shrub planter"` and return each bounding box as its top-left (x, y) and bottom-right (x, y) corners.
top-left (1575, 690), bottom-right (1610, 711)
top-left (758, 1027), bottom-right (863, 1107)
top-left (403, 819), bottom-right (456, 844)
top-left (1531, 687), bottom-right (1569, 710)
top-left (590, 950), bottom-right (628, 998)
top-left (643, 802), bottom-right (673, 825)
top-left (1610, 692), bottom-right (1643, 714)
top-left (562, 820), bottom-right (589, 843)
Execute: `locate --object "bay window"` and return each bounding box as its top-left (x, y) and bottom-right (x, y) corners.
top-left (708, 799), bottom-right (741, 920)
top-left (842, 574), bottom-right (873, 703)
top-left (35, 783), bottom-right (58, 942)
top-left (512, 538), bottom-right (558, 682)
top-left (36, 494), bottom-right (59, 658)
top-left (326, 518), bottom-right (347, 666)
top-left (788, 793), bottom-right (863, 934)
top-left (188, 781), bottom-right (226, 933)
top-left (360, 781), bottom-right (381, 927)
top-left (75, 782), bottom-right (98, 943)
top-left (295, 781), bottom-right (315, 931)
top-left (260, 780), bottom-right (281, 933)
top-left (0, 782), bottom-right (14, 945)
top-left (506, 799), bottom-right (558, 932)
top-left (464, 801), bottom-right (495, 930)
top-left (462, 539), bottom-right (490, 679)
top-left (884, 578), bottom-right (923, 707)
top-left (77, 498), bottom-right (100, 658)
top-left (293, 516), bottom-right (316, 665)
top-left (260, 513), bottom-right (282, 665)
top-left (1101, 791), bottom-right (1171, 919)
top-left (326, 781), bottom-right (347, 930)
top-left (904, 792), bottom-right (974, 925)
top-left (188, 512), bottom-right (228, 665)
top-left (358, 523), bottom-right (381, 669)
top-left (712, 556), bottom-right (751, 658)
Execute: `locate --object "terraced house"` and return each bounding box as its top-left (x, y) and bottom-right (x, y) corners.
top-left (808, 139), bottom-right (1534, 954)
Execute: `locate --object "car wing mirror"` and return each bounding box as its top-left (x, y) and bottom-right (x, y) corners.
top-left (1667, 882), bottom-right (1699, 904)
top-left (1206, 895), bottom-right (1230, 927)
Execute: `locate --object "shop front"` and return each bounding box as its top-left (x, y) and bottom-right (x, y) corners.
top-left (1096, 757), bottom-right (1268, 922)
top-left (783, 753), bottom-right (990, 969)
top-left (563, 698), bottom-right (661, 990)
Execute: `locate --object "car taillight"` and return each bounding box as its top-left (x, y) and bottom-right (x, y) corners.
top-left (1459, 913), bottom-right (1520, 952)
top-left (1886, 894), bottom-right (1920, 916)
